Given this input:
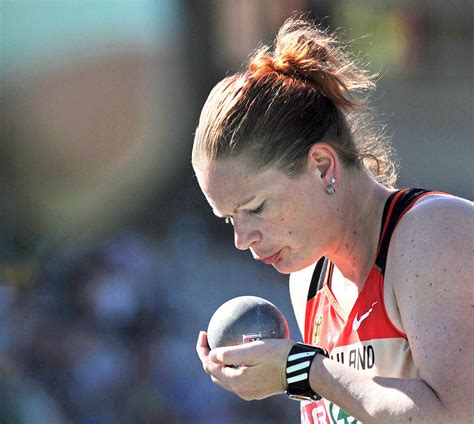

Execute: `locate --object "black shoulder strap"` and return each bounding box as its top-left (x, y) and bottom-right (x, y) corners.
top-left (375, 188), bottom-right (431, 275)
top-left (307, 257), bottom-right (328, 301)
top-left (306, 188), bottom-right (432, 300)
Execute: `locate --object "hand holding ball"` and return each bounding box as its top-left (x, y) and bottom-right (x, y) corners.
top-left (207, 296), bottom-right (290, 349)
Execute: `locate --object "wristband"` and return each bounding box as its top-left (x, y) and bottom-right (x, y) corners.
top-left (285, 342), bottom-right (328, 402)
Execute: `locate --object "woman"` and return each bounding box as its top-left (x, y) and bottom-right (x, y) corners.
top-left (193, 17), bottom-right (472, 423)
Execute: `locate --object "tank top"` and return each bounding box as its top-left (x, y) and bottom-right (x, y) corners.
top-left (300, 188), bottom-right (441, 424)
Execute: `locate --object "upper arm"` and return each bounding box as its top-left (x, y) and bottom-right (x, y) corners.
top-left (387, 195), bottom-right (473, 414)
top-left (289, 263), bottom-right (316, 339)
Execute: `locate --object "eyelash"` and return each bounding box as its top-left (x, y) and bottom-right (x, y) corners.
top-left (224, 203), bottom-right (265, 225)
top-left (250, 203), bottom-right (265, 215)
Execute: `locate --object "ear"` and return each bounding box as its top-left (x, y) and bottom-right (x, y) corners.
top-left (306, 143), bottom-right (340, 187)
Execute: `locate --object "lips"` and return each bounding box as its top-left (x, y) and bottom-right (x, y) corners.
top-left (257, 250), bottom-right (281, 265)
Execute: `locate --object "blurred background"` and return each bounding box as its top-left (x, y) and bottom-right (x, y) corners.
top-left (0, 0), bottom-right (472, 423)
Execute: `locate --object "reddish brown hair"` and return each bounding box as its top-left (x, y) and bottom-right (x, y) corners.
top-left (192, 16), bottom-right (397, 187)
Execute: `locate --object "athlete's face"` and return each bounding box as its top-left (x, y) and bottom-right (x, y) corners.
top-left (195, 156), bottom-right (335, 274)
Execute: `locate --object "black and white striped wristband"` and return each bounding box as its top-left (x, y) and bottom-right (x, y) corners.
top-left (285, 342), bottom-right (329, 402)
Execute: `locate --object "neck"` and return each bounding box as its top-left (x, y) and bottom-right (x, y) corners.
top-left (326, 170), bottom-right (393, 288)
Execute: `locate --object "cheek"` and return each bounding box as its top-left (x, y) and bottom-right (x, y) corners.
top-left (268, 198), bottom-right (308, 241)
top-left (281, 218), bottom-right (304, 241)
top-left (274, 216), bottom-right (296, 237)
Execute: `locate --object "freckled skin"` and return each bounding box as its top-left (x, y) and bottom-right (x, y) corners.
top-left (194, 155), bottom-right (351, 274)
top-left (194, 141), bottom-right (397, 283)
top-left (194, 151), bottom-right (474, 423)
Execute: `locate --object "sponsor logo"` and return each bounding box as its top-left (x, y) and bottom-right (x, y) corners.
top-left (328, 402), bottom-right (359, 423)
top-left (312, 404), bottom-right (330, 423)
top-left (352, 302), bottom-right (378, 331)
top-left (301, 400), bottom-right (360, 424)
top-left (312, 314), bottom-right (323, 344)
top-left (301, 400), bottom-right (330, 424)
top-left (242, 333), bottom-right (262, 343)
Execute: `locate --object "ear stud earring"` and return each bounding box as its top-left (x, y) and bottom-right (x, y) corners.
top-left (326, 176), bottom-right (336, 195)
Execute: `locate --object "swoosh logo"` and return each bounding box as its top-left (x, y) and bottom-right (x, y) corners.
top-left (352, 302), bottom-right (378, 331)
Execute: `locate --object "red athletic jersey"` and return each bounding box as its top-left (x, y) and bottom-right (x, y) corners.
top-left (300, 188), bottom-right (443, 424)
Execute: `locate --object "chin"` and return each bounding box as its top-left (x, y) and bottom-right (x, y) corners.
top-left (272, 264), bottom-right (292, 275)
top-left (273, 258), bottom-right (304, 275)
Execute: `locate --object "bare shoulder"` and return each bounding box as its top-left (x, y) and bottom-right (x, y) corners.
top-left (404, 192), bottom-right (472, 222)
top-left (387, 193), bottom-right (473, 308)
top-left (389, 193), bottom-right (473, 272)
top-left (289, 262), bottom-right (317, 338)
top-left (385, 194), bottom-right (473, 415)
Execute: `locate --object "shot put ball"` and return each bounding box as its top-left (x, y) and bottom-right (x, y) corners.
top-left (207, 295), bottom-right (290, 349)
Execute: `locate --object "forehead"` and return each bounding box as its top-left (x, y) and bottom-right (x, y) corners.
top-left (195, 158), bottom-right (283, 214)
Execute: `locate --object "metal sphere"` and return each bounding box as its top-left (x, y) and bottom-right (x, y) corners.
top-left (207, 296), bottom-right (290, 349)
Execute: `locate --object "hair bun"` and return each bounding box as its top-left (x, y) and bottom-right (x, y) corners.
top-left (248, 51), bottom-right (278, 79)
top-left (248, 16), bottom-right (375, 111)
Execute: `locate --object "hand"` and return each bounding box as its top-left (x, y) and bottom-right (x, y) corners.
top-left (196, 331), bottom-right (295, 400)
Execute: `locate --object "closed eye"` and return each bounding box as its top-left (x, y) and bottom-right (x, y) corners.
top-left (250, 202), bottom-right (265, 215)
top-left (222, 202), bottom-right (265, 224)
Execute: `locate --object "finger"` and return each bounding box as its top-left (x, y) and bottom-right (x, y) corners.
top-left (209, 340), bottom-right (265, 366)
top-left (221, 364), bottom-right (245, 379)
top-left (196, 331), bottom-right (210, 361)
top-left (196, 331), bottom-right (239, 380)
top-left (196, 331), bottom-right (216, 376)
top-left (197, 331), bottom-right (210, 350)
top-left (210, 372), bottom-right (238, 391)
top-left (209, 364), bottom-right (245, 391)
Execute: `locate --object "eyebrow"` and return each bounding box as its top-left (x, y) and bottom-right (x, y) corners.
top-left (212, 195), bottom-right (257, 218)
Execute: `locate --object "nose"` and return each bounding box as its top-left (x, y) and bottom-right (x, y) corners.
top-left (233, 219), bottom-right (261, 251)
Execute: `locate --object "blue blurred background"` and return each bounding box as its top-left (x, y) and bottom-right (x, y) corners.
top-left (0, 1), bottom-right (472, 423)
